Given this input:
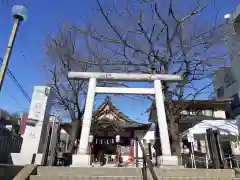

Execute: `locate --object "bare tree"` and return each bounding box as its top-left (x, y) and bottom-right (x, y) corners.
top-left (71, 0), bottom-right (228, 156)
top-left (45, 26), bottom-right (101, 153)
top-left (45, 25), bottom-right (126, 153)
top-left (1, 0), bottom-right (15, 6)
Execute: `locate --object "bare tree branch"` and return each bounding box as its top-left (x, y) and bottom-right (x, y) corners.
top-left (70, 0), bottom-right (228, 155)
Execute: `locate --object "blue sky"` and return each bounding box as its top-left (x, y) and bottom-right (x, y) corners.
top-left (0, 0), bottom-right (239, 122)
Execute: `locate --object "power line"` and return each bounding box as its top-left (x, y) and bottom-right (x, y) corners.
top-left (21, 50), bottom-right (28, 62)
top-left (0, 57), bottom-right (31, 103)
top-left (5, 90), bottom-right (24, 109)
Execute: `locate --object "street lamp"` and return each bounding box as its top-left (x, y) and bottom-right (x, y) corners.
top-left (224, 13), bottom-right (232, 25)
top-left (0, 5), bottom-right (27, 91)
top-left (224, 14), bottom-right (231, 19)
top-left (88, 135), bottom-right (94, 166)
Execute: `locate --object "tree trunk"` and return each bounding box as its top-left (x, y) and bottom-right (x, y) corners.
top-left (154, 121), bottom-right (181, 156)
top-left (168, 119), bottom-right (181, 164)
top-left (154, 123), bottom-right (162, 156)
top-left (165, 101), bottom-right (181, 157)
top-left (67, 119), bottom-right (82, 153)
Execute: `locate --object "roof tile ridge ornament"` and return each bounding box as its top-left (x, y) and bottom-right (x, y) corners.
top-left (105, 96), bottom-right (111, 102)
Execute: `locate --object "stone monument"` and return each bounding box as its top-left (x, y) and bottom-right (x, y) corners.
top-left (11, 86), bottom-right (55, 165)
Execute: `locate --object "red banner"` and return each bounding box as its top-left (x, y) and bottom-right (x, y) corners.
top-left (127, 139), bottom-right (135, 164)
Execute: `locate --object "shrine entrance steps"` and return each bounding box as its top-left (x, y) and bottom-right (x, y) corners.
top-left (28, 166), bottom-right (240, 180)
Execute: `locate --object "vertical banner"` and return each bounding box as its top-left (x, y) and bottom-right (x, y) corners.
top-left (130, 139), bottom-right (134, 159)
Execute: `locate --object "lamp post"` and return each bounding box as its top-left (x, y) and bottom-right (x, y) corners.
top-left (0, 5), bottom-right (27, 91)
top-left (224, 14), bottom-right (231, 19)
top-left (116, 134), bottom-right (121, 167)
top-left (89, 135), bottom-right (94, 166)
top-left (224, 13), bottom-right (232, 27)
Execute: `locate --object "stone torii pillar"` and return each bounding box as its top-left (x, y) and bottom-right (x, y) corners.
top-left (68, 72), bottom-right (182, 166)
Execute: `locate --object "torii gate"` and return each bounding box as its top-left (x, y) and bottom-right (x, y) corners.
top-left (68, 72), bottom-right (182, 166)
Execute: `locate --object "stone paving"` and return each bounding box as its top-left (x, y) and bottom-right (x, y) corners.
top-left (28, 166), bottom-right (240, 180)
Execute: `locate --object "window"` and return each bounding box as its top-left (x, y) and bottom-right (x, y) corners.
top-left (202, 110), bottom-right (214, 117)
top-left (231, 93), bottom-right (240, 110)
top-left (196, 110), bottom-right (203, 116)
top-left (189, 110), bottom-right (196, 115)
top-left (225, 110), bottom-right (231, 119)
top-left (187, 110), bottom-right (203, 116)
top-left (216, 86), bottom-right (224, 98)
top-left (224, 69), bottom-right (236, 88)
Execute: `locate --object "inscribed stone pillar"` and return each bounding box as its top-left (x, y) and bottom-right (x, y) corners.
top-left (21, 86), bottom-right (55, 154)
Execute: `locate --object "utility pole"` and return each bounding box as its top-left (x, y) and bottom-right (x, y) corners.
top-left (0, 5), bottom-right (27, 91)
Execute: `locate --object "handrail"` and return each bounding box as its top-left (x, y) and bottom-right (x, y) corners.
top-left (136, 137), bottom-right (158, 180)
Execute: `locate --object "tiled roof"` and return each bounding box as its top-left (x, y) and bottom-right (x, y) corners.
top-left (92, 96), bottom-right (143, 126)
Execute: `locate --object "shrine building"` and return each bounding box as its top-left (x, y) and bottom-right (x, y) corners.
top-left (61, 97), bottom-right (232, 163)
top-left (61, 96), bottom-right (155, 162)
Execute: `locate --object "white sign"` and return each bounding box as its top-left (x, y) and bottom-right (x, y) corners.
top-left (28, 86), bottom-right (53, 121)
top-left (187, 132), bottom-right (194, 142)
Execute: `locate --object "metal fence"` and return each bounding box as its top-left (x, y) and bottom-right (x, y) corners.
top-left (0, 127), bottom-right (22, 164)
top-left (181, 153), bottom-right (240, 169)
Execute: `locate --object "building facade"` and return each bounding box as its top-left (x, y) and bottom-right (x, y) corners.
top-left (212, 67), bottom-right (240, 118)
top-left (212, 5), bottom-right (240, 119)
